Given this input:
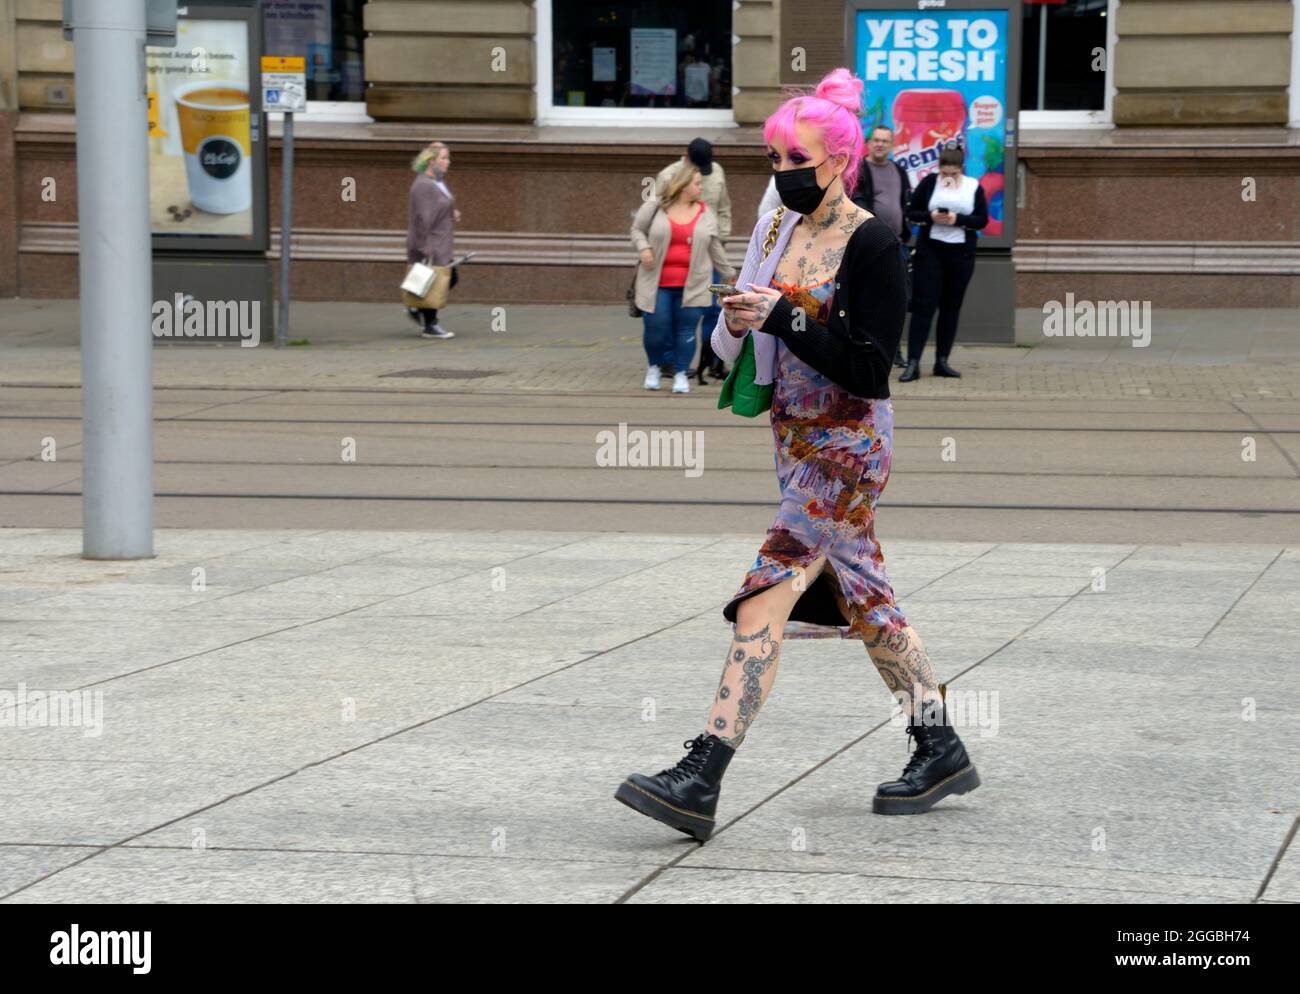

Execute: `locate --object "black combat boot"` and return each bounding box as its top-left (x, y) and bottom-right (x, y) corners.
top-left (899, 359), bottom-right (921, 383)
top-left (933, 356), bottom-right (961, 377)
top-left (615, 733), bottom-right (736, 841)
top-left (873, 693), bottom-right (980, 815)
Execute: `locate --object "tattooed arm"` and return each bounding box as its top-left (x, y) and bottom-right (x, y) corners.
top-left (758, 222), bottom-right (907, 398)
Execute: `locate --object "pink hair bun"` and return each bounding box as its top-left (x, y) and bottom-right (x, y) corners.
top-left (814, 68), bottom-right (863, 116)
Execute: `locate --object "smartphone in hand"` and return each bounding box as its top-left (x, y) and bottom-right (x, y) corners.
top-left (708, 283), bottom-right (742, 297)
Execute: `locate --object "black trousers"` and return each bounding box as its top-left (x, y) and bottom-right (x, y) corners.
top-left (907, 240), bottom-right (976, 362)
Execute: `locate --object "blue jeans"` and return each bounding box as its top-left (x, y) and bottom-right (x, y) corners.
top-left (642, 286), bottom-right (706, 374)
top-left (700, 267), bottom-right (723, 367)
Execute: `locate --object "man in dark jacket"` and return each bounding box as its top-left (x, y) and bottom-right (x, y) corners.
top-left (852, 125), bottom-right (912, 367)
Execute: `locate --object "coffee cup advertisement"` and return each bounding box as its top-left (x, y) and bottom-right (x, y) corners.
top-left (854, 9), bottom-right (1009, 237)
top-left (147, 18), bottom-right (253, 238)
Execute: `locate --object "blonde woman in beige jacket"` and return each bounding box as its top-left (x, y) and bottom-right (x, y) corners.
top-left (630, 163), bottom-right (735, 394)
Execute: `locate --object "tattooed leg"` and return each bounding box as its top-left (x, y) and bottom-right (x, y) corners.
top-left (860, 625), bottom-right (941, 717)
top-left (707, 558), bottom-right (826, 747)
top-left (706, 622), bottom-right (781, 749)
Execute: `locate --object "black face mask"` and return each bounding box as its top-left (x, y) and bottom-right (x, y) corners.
top-left (774, 157), bottom-right (834, 214)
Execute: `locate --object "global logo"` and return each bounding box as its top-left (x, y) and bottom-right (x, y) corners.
top-left (199, 137), bottom-right (241, 179)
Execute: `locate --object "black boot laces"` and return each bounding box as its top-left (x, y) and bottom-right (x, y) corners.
top-left (658, 734), bottom-right (713, 783)
top-left (901, 723), bottom-right (936, 778)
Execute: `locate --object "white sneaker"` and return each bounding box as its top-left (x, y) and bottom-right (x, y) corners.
top-left (672, 372), bottom-right (690, 394)
top-left (644, 364), bottom-right (662, 390)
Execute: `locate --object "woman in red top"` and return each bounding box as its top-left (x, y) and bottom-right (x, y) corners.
top-left (630, 163), bottom-right (734, 394)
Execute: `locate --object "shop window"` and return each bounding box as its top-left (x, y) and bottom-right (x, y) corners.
top-left (551, 0), bottom-right (732, 110)
top-left (262, 0), bottom-right (365, 104)
top-left (1021, 0), bottom-right (1111, 117)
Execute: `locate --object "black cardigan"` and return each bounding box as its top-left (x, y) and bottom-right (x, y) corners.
top-left (850, 158), bottom-right (912, 244)
top-left (906, 172), bottom-right (989, 254)
top-left (756, 215), bottom-right (907, 400)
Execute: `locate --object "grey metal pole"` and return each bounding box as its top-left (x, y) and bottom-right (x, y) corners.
top-left (276, 110), bottom-right (293, 346)
top-left (72, 0), bottom-right (154, 559)
top-left (1037, 5), bottom-right (1047, 112)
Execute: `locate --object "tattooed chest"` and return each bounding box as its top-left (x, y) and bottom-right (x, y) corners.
top-left (776, 239), bottom-right (848, 286)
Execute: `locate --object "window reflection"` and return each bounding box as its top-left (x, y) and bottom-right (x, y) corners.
top-left (553, 1), bottom-right (732, 108)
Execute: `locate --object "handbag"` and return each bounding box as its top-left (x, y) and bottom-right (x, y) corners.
top-left (627, 204), bottom-right (660, 318)
top-left (401, 258), bottom-right (452, 310)
top-left (626, 265), bottom-right (643, 318)
top-left (717, 206), bottom-right (785, 418)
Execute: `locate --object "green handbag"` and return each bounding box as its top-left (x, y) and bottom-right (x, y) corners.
top-left (717, 206), bottom-right (784, 418)
top-left (717, 334), bottom-right (773, 417)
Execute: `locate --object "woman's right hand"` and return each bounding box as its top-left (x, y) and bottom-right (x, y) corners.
top-left (721, 298), bottom-right (752, 336)
top-left (639, 249), bottom-right (654, 267)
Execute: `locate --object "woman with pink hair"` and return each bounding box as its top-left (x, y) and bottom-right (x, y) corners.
top-left (616, 68), bottom-right (980, 841)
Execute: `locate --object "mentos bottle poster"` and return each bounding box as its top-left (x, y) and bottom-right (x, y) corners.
top-left (855, 10), bottom-right (1008, 237)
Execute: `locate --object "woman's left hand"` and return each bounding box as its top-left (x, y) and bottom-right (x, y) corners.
top-left (454, 209), bottom-right (462, 224)
top-left (721, 284), bottom-right (782, 329)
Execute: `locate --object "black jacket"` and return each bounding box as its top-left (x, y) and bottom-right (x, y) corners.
top-left (906, 172), bottom-right (989, 254)
top-left (757, 216), bottom-right (907, 400)
top-left (851, 158), bottom-right (912, 244)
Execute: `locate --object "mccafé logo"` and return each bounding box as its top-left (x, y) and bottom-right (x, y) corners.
top-left (199, 137), bottom-right (241, 179)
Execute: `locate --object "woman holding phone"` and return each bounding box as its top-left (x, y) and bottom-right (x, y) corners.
top-left (898, 144), bottom-right (988, 381)
top-left (615, 68), bottom-right (980, 842)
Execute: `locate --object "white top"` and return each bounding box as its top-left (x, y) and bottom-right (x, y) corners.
top-left (757, 176), bottom-right (782, 220)
top-left (926, 173), bottom-right (977, 244)
top-left (434, 178), bottom-right (453, 200)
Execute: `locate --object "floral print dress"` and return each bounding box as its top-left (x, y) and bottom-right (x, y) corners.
top-left (721, 275), bottom-right (909, 641)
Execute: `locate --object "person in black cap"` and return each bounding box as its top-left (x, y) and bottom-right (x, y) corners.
top-left (656, 139), bottom-right (733, 384)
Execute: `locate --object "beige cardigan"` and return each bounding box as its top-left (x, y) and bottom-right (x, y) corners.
top-left (630, 198), bottom-right (735, 313)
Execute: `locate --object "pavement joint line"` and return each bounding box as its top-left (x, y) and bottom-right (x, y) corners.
top-left (1254, 811), bottom-right (1300, 903)
top-left (0, 531), bottom-right (600, 704)
top-left (7, 381), bottom-right (1300, 403)
top-left (111, 842), bottom-right (671, 867)
top-left (156, 390), bottom-right (291, 421)
top-left (167, 528), bottom-right (439, 613)
top-left (7, 492), bottom-right (1300, 515)
top-left (8, 459), bottom-right (1300, 485)
top-left (39, 475), bottom-right (82, 495)
top-left (12, 413), bottom-right (1300, 434)
top-left (660, 863), bottom-right (1248, 902)
top-left (1194, 548), bottom-right (1287, 648)
top-left (1231, 400), bottom-right (1300, 478)
top-left (891, 543), bottom-right (1002, 600)
top-left (500, 535), bottom-right (734, 622)
top-left (0, 567), bottom-right (736, 901)
top-left (0, 841), bottom-right (1253, 903)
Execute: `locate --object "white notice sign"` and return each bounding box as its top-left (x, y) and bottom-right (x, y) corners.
top-left (261, 55), bottom-right (307, 112)
top-left (630, 28), bottom-right (675, 96)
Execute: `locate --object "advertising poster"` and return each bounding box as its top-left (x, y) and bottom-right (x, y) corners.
top-left (147, 18), bottom-right (254, 239)
top-left (854, 9), bottom-right (1008, 236)
top-left (630, 28), bottom-right (676, 96)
